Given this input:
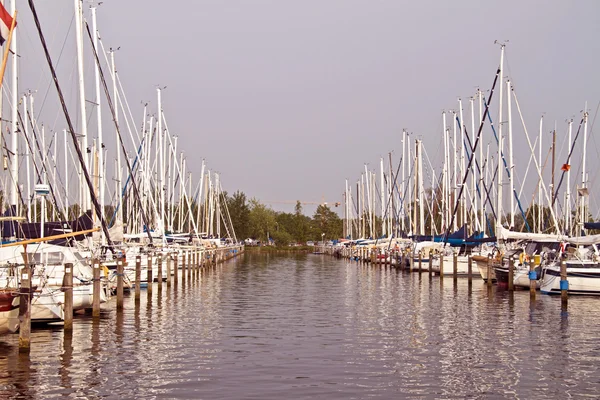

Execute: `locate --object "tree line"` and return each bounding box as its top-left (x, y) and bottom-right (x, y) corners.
top-left (225, 191), bottom-right (342, 245)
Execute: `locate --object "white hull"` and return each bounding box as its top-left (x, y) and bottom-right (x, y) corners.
top-left (432, 256), bottom-right (470, 275)
top-left (541, 263), bottom-right (600, 295)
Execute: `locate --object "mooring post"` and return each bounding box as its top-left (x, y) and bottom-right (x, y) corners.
top-left (92, 259), bottom-right (101, 318)
top-left (166, 254), bottom-right (172, 288)
top-left (147, 254), bottom-right (153, 296)
top-left (173, 254), bottom-right (179, 286)
top-left (117, 258), bottom-right (124, 310)
top-left (63, 262), bottom-right (74, 331)
top-left (187, 250), bottom-right (192, 278)
top-left (440, 253), bottom-right (444, 280)
top-left (417, 251), bottom-right (422, 272)
top-left (135, 255), bottom-right (141, 302)
top-left (428, 250), bottom-right (433, 277)
top-left (508, 256), bottom-right (515, 291)
top-left (487, 255), bottom-right (493, 288)
top-left (182, 251), bottom-right (187, 280)
top-left (529, 259), bottom-right (536, 299)
top-left (452, 251), bottom-right (458, 280)
top-left (467, 255), bottom-right (473, 285)
top-left (560, 257), bottom-right (568, 305)
top-left (157, 254), bottom-right (163, 293)
top-left (19, 260), bottom-right (32, 353)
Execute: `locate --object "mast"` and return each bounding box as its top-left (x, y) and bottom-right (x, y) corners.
top-left (506, 79), bottom-right (514, 228)
top-left (478, 89), bottom-right (485, 233)
top-left (417, 139), bottom-right (424, 235)
top-left (458, 98), bottom-right (466, 229)
top-left (91, 7), bottom-right (104, 240)
top-left (380, 158), bottom-right (385, 237)
top-left (452, 111), bottom-right (457, 231)
top-left (74, 0), bottom-right (89, 212)
top-left (470, 96), bottom-right (478, 232)
top-left (441, 112), bottom-right (447, 232)
top-left (23, 95), bottom-right (31, 221)
top-left (580, 107), bottom-right (588, 234)
top-left (496, 44), bottom-right (504, 237)
top-left (9, 0), bottom-right (18, 218)
top-left (565, 119), bottom-right (572, 235)
top-left (401, 129), bottom-right (406, 234)
top-left (538, 116), bottom-right (543, 232)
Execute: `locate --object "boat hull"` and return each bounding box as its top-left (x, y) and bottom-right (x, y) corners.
top-left (541, 264), bottom-right (600, 295)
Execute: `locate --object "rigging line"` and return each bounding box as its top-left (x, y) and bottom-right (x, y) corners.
top-left (83, 21), bottom-right (150, 245)
top-left (28, 0), bottom-right (114, 247)
top-left (444, 67), bottom-right (500, 245)
top-left (551, 115), bottom-right (585, 206)
top-left (479, 98), bottom-right (531, 232)
top-left (22, 104), bottom-right (67, 221)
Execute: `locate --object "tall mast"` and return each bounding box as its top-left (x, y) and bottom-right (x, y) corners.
top-left (506, 79), bottom-right (514, 228)
top-left (458, 98), bottom-right (466, 229)
top-left (417, 139), bottom-right (424, 235)
top-left (441, 112), bottom-right (447, 232)
top-left (9, 0), bottom-right (18, 218)
top-left (74, 0), bottom-right (89, 212)
top-left (496, 44), bottom-right (504, 236)
top-left (470, 97), bottom-right (478, 232)
top-left (565, 119), bottom-right (572, 235)
top-left (478, 89), bottom-right (485, 233)
top-left (23, 95), bottom-right (31, 221)
top-left (91, 7), bottom-right (104, 238)
top-left (580, 107), bottom-right (588, 234)
top-left (452, 111), bottom-right (458, 231)
top-left (401, 129), bottom-right (406, 234)
top-left (380, 158), bottom-right (385, 237)
top-left (538, 116), bottom-right (543, 232)
top-left (110, 49), bottom-right (122, 223)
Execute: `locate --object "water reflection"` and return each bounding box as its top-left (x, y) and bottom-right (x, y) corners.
top-left (0, 253), bottom-right (599, 398)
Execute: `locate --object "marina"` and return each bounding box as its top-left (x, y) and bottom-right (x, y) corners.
top-left (0, 1), bottom-right (598, 398)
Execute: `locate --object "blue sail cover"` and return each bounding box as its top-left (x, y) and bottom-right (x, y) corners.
top-left (411, 225), bottom-right (486, 246)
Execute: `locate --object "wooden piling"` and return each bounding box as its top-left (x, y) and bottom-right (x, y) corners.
top-left (92, 259), bottom-right (101, 318)
top-left (440, 253), bottom-right (444, 279)
top-left (182, 251), bottom-right (187, 278)
top-left (452, 252), bottom-right (458, 280)
top-left (63, 263), bottom-right (73, 331)
top-left (157, 254), bottom-right (163, 292)
top-left (560, 258), bottom-right (568, 304)
top-left (147, 255), bottom-right (153, 296)
top-left (166, 255), bottom-right (172, 287)
top-left (187, 250), bottom-right (192, 278)
top-left (508, 256), bottom-right (514, 291)
top-left (487, 255), bottom-right (493, 287)
top-left (18, 262), bottom-right (32, 353)
top-left (418, 251), bottom-right (422, 272)
top-left (467, 255), bottom-right (473, 284)
top-left (529, 260), bottom-right (536, 299)
top-left (428, 250), bottom-right (433, 277)
top-left (116, 258), bottom-right (124, 310)
top-left (135, 256), bottom-right (141, 302)
top-left (173, 254), bottom-right (179, 286)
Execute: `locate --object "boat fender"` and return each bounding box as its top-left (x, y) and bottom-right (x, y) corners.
top-left (519, 252), bottom-right (525, 265)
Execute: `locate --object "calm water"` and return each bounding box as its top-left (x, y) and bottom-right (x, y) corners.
top-left (1, 252), bottom-right (599, 399)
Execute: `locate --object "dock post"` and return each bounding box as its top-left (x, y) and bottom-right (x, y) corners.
top-left (18, 261), bottom-right (32, 353)
top-left (92, 259), bottom-right (101, 318)
top-left (508, 256), bottom-right (514, 291)
top-left (135, 256), bottom-right (141, 302)
top-left (487, 255), bottom-right (493, 288)
top-left (187, 250), bottom-right (192, 278)
top-left (560, 257), bottom-right (568, 304)
top-left (117, 258), bottom-right (124, 310)
top-left (173, 255), bottom-right (179, 286)
top-left (147, 254), bottom-right (153, 296)
top-left (440, 253), bottom-right (444, 280)
top-left (166, 255), bottom-right (172, 288)
top-left (452, 251), bottom-right (458, 280)
top-left (428, 250), bottom-right (433, 277)
top-left (529, 259), bottom-right (536, 299)
top-left (409, 250), bottom-right (414, 271)
top-left (157, 254), bottom-right (163, 293)
top-left (182, 252), bottom-right (187, 281)
top-left (418, 251), bottom-right (422, 272)
top-left (467, 255), bottom-right (473, 285)
top-left (63, 262), bottom-right (74, 331)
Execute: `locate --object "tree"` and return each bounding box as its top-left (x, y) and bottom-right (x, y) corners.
top-left (312, 204), bottom-right (342, 240)
top-left (247, 198), bottom-right (277, 242)
top-left (226, 191), bottom-right (250, 239)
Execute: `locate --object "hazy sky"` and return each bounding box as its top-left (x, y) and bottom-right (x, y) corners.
top-left (15, 1), bottom-right (600, 216)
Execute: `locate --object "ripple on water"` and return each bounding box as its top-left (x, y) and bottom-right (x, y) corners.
top-left (1, 253), bottom-right (600, 399)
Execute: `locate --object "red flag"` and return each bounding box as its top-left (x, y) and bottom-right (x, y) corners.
top-left (561, 164), bottom-right (571, 172)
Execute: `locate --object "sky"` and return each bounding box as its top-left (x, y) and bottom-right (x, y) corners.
top-left (12, 1), bottom-right (600, 217)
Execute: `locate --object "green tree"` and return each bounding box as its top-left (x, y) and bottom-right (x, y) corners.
top-left (226, 191), bottom-right (250, 239)
top-left (248, 198), bottom-right (277, 242)
top-left (312, 204), bottom-right (342, 241)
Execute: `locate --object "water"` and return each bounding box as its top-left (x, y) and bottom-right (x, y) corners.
top-left (1, 253), bottom-right (599, 399)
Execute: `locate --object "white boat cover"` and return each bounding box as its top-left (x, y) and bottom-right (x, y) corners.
top-left (497, 226), bottom-right (565, 242)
